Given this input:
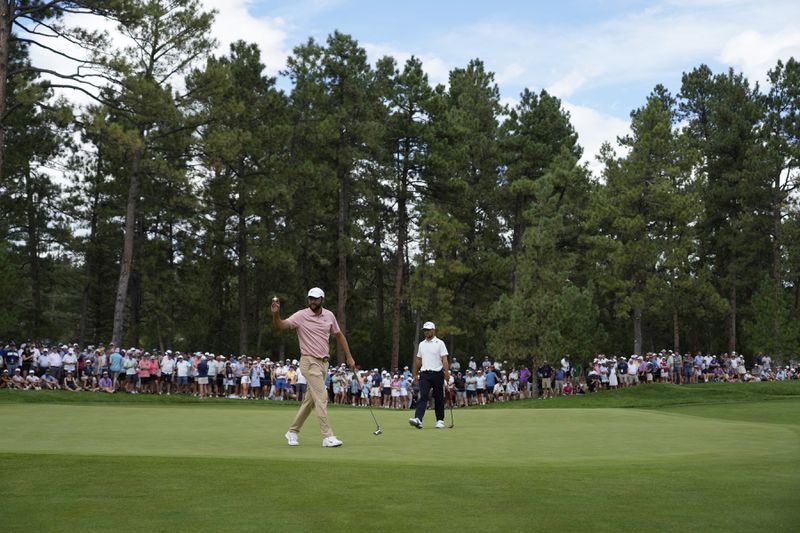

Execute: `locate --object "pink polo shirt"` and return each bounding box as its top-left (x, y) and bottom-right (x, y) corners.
top-left (286, 307), bottom-right (340, 358)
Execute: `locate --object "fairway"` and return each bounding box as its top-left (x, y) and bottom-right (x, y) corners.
top-left (2, 388), bottom-right (799, 532)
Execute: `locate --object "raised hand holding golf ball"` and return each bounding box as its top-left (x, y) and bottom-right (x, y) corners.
top-left (271, 296), bottom-right (280, 313)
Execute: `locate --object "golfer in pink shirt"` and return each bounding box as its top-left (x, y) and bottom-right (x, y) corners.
top-left (272, 287), bottom-right (356, 448)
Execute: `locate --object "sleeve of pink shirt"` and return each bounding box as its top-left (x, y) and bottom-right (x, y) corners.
top-left (328, 311), bottom-right (341, 335)
top-left (285, 310), bottom-right (302, 329)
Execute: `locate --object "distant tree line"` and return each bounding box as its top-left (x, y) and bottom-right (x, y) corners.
top-left (1, 1), bottom-right (799, 370)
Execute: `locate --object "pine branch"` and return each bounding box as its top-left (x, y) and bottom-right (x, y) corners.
top-left (12, 1), bottom-right (64, 22)
top-left (13, 36), bottom-right (117, 77)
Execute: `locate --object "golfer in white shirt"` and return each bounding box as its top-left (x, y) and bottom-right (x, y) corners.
top-left (409, 321), bottom-right (450, 429)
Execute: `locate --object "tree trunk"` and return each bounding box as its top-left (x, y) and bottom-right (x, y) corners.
top-left (255, 290), bottom-right (263, 353)
top-left (78, 180), bottom-right (100, 347)
top-left (24, 163), bottom-right (42, 337)
top-left (0, 1), bottom-right (12, 184)
top-left (795, 276), bottom-right (800, 313)
top-left (772, 197), bottom-right (782, 343)
top-left (336, 167), bottom-right (349, 364)
top-left (672, 303), bottom-right (680, 354)
top-left (111, 141), bottom-right (144, 346)
top-left (130, 267), bottom-right (142, 348)
top-left (391, 156), bottom-right (409, 371)
top-left (633, 304), bottom-right (643, 356)
top-left (374, 215), bottom-right (384, 330)
top-left (237, 203), bottom-right (248, 356)
top-left (728, 284), bottom-right (737, 355)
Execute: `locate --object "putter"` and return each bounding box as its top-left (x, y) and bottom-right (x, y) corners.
top-left (367, 402), bottom-right (382, 435)
top-left (354, 366), bottom-right (381, 435)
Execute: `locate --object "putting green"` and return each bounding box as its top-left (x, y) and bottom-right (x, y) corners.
top-left (0, 404), bottom-right (795, 465)
top-left (1, 398), bottom-right (798, 532)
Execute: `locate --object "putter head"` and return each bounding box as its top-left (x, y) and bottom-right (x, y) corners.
top-left (373, 428), bottom-right (382, 435)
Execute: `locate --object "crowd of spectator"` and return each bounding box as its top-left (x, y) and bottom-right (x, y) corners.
top-left (1, 341), bottom-right (797, 408)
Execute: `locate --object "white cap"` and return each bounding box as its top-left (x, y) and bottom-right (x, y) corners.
top-left (422, 321), bottom-right (435, 330)
top-left (307, 287), bottom-right (325, 298)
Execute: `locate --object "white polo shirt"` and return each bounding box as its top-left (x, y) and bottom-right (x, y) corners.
top-left (416, 337), bottom-right (448, 371)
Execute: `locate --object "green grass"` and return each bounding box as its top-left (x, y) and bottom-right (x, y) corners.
top-left (1, 382), bottom-right (799, 532)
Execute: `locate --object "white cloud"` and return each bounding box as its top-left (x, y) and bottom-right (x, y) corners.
top-left (563, 103), bottom-right (630, 176)
top-left (203, 0), bottom-right (290, 74)
top-left (495, 62), bottom-right (525, 86)
top-left (719, 27), bottom-right (800, 85)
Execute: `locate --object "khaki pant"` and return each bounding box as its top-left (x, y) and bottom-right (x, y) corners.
top-left (289, 357), bottom-right (332, 438)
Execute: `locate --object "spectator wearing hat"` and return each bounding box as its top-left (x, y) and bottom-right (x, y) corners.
top-left (173, 355), bottom-right (188, 393)
top-left (36, 348), bottom-right (49, 378)
top-left (20, 344), bottom-right (35, 375)
top-left (123, 352), bottom-right (138, 393)
top-left (286, 363), bottom-right (298, 400)
top-left (213, 356), bottom-right (225, 397)
top-left (538, 361), bottom-right (553, 399)
top-left (274, 360), bottom-right (288, 400)
top-left (11, 368), bottom-right (28, 389)
top-left (475, 368), bottom-right (488, 404)
top-left (408, 321), bottom-right (450, 429)
top-left (108, 345), bottom-right (123, 389)
top-left (160, 352), bottom-right (176, 395)
top-left (25, 370), bottom-right (41, 390)
top-left (196, 355), bottom-right (209, 398)
top-left (608, 359), bottom-right (619, 389)
top-left (239, 359), bottom-right (251, 399)
top-left (3, 342), bottom-right (19, 375)
top-left (82, 372), bottom-right (99, 391)
top-left (400, 372), bottom-right (412, 409)
top-left (262, 360), bottom-right (273, 399)
top-left (137, 354), bottom-right (153, 394)
top-left (96, 346), bottom-right (109, 378)
top-left (273, 287), bottom-right (356, 448)
top-left (560, 355), bottom-right (571, 377)
top-left (464, 370), bottom-right (477, 405)
top-left (359, 371), bottom-right (370, 406)
top-left (47, 348), bottom-right (63, 381)
top-left (484, 366), bottom-right (498, 403)
top-left (250, 361), bottom-right (264, 399)
top-left (453, 371), bottom-right (466, 407)
top-left (381, 371), bottom-right (392, 408)
top-left (349, 370), bottom-right (361, 407)
top-left (62, 348), bottom-right (78, 377)
top-left (63, 371), bottom-right (81, 392)
top-left (0, 369), bottom-right (13, 388)
top-left (390, 374), bottom-right (402, 409)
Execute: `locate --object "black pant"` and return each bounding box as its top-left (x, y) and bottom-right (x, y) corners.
top-left (415, 370), bottom-right (445, 422)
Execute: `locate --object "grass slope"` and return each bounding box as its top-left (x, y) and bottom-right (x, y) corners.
top-left (1, 382), bottom-right (798, 532)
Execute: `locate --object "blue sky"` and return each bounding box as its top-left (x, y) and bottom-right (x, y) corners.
top-left (35, 0), bottom-right (800, 173)
top-left (218, 0), bottom-right (800, 171)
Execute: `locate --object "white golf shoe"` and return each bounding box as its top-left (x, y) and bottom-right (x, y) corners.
top-left (322, 436), bottom-right (343, 447)
top-left (435, 420), bottom-right (445, 429)
top-left (285, 431), bottom-right (299, 446)
top-left (408, 417), bottom-right (423, 429)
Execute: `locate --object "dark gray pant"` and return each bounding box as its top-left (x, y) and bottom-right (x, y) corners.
top-left (414, 370), bottom-right (444, 422)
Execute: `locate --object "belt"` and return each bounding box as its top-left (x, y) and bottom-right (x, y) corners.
top-left (302, 355), bottom-right (330, 363)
